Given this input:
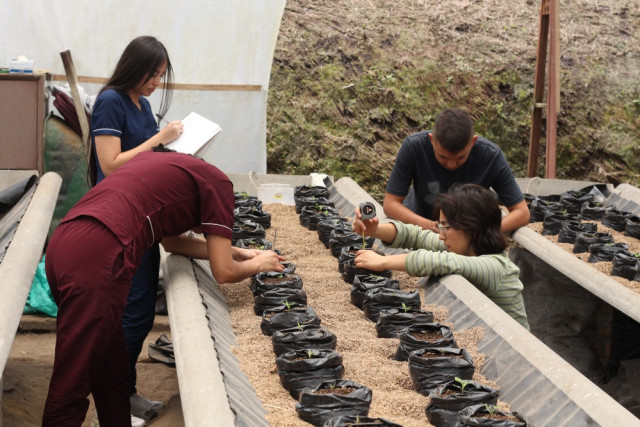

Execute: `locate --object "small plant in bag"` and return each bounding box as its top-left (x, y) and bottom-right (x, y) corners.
top-left (282, 300), bottom-right (297, 310)
top-left (455, 377), bottom-right (470, 393)
top-left (483, 403), bottom-right (498, 417)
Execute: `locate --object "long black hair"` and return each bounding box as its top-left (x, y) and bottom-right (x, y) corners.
top-left (87, 36), bottom-right (174, 187)
top-left (434, 183), bottom-right (506, 255)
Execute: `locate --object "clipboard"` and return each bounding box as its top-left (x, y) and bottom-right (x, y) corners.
top-left (166, 112), bottom-right (222, 156)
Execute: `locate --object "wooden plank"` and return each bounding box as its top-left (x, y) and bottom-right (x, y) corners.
top-left (50, 74), bottom-right (262, 92)
top-left (59, 50), bottom-right (91, 163)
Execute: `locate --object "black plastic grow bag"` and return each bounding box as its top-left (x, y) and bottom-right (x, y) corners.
top-left (276, 349), bottom-right (345, 399)
top-left (425, 380), bottom-right (499, 427)
top-left (350, 275), bottom-right (400, 309)
top-left (572, 231), bottom-right (614, 254)
top-left (250, 272), bottom-right (303, 297)
top-left (272, 325), bottom-right (338, 357)
top-left (253, 288), bottom-right (307, 315)
top-left (395, 323), bottom-right (457, 361)
top-left (260, 306), bottom-right (321, 336)
top-left (295, 380), bottom-right (373, 427)
top-left (458, 403), bottom-right (527, 426)
top-left (408, 347), bottom-right (475, 395)
top-left (376, 307), bottom-right (435, 338)
top-left (362, 288), bottom-right (421, 323)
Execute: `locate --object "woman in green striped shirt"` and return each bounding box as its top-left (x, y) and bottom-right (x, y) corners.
top-left (353, 183), bottom-right (529, 329)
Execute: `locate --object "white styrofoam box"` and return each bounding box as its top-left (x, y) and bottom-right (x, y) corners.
top-left (257, 183), bottom-right (294, 205)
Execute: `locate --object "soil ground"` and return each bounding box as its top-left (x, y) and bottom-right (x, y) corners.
top-left (2, 316), bottom-right (183, 427)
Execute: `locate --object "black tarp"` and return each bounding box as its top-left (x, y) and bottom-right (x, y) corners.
top-left (0, 175), bottom-right (39, 263)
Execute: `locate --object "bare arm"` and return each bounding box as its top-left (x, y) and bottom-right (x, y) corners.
top-left (352, 209), bottom-right (399, 245)
top-left (354, 249), bottom-right (408, 272)
top-left (95, 121), bottom-right (183, 176)
top-left (501, 200), bottom-right (530, 233)
top-left (352, 207), bottom-right (408, 272)
top-left (161, 233), bottom-right (208, 259)
top-left (161, 234), bottom-right (284, 284)
top-left (383, 192), bottom-right (438, 232)
top-left (205, 234), bottom-right (284, 283)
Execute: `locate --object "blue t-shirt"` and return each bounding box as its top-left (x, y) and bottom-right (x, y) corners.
top-left (90, 89), bottom-right (159, 183)
top-left (386, 130), bottom-right (523, 219)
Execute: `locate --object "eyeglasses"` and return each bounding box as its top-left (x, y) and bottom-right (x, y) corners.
top-left (437, 222), bottom-right (451, 235)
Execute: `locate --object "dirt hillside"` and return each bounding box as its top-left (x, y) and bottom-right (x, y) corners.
top-left (267, 0), bottom-right (640, 201)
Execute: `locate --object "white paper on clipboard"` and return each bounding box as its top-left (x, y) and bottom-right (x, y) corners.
top-left (166, 112), bottom-right (222, 156)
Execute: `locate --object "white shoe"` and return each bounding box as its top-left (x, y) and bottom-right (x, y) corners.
top-left (131, 414), bottom-right (147, 427)
top-left (90, 412), bottom-right (147, 427)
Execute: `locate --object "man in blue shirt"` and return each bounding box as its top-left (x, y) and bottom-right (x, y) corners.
top-left (384, 108), bottom-right (529, 233)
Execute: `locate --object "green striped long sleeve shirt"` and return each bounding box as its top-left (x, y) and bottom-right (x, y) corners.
top-left (385, 221), bottom-right (530, 330)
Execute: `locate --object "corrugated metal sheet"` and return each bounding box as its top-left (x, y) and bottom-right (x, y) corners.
top-left (192, 259), bottom-right (270, 427)
top-left (424, 281), bottom-right (601, 426)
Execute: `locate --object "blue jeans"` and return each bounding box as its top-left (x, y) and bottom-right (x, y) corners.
top-left (122, 243), bottom-right (160, 395)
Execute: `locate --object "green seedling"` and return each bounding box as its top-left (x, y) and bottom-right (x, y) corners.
top-left (305, 349), bottom-right (315, 358)
top-left (454, 377), bottom-right (470, 393)
top-left (483, 403), bottom-right (498, 417)
top-left (296, 322), bottom-right (305, 331)
top-left (400, 302), bottom-right (411, 313)
top-left (282, 300), bottom-right (297, 310)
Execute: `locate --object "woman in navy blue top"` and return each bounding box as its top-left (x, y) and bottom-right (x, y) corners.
top-left (87, 35), bottom-right (184, 422)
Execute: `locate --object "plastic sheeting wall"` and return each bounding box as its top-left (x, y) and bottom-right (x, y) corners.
top-left (0, 0), bottom-right (286, 173)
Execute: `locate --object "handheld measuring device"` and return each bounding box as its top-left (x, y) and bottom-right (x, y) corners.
top-left (359, 202), bottom-right (376, 220)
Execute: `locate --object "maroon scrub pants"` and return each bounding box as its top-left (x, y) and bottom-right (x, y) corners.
top-left (43, 217), bottom-right (135, 427)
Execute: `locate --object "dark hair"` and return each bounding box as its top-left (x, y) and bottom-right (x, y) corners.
top-left (152, 144), bottom-right (176, 153)
top-left (432, 108), bottom-right (474, 152)
top-left (87, 36), bottom-right (174, 187)
top-left (434, 183), bottom-right (506, 255)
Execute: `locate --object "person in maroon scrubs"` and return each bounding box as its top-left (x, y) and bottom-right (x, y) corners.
top-left (42, 150), bottom-right (284, 427)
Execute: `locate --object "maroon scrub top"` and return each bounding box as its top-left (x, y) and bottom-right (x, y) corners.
top-left (61, 151), bottom-right (235, 261)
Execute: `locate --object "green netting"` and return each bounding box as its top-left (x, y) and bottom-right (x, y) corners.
top-left (43, 115), bottom-right (90, 235)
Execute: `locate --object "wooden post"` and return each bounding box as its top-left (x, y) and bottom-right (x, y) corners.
top-left (527, 0), bottom-right (560, 178)
top-left (527, 0), bottom-right (550, 177)
top-left (60, 50), bottom-right (91, 163)
top-left (546, 0), bottom-right (560, 178)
